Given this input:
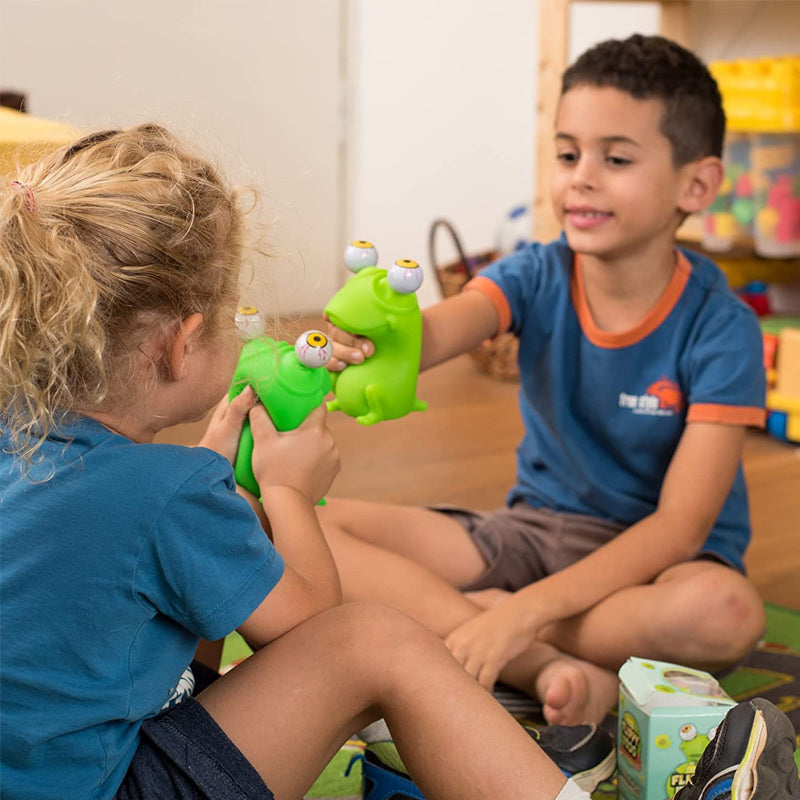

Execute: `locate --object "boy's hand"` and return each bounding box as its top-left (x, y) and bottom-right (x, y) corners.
top-left (444, 597), bottom-right (538, 691)
top-left (197, 386), bottom-right (255, 465)
top-left (325, 317), bottom-right (374, 372)
top-left (249, 404), bottom-right (340, 505)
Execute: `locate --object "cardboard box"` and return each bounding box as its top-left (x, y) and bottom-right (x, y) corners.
top-left (617, 658), bottom-right (737, 800)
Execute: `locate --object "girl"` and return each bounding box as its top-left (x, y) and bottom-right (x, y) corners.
top-left (0, 125), bottom-right (588, 800)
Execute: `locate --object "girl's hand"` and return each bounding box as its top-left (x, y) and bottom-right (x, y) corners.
top-left (197, 386), bottom-right (255, 465)
top-left (325, 317), bottom-right (374, 373)
top-left (249, 403), bottom-right (340, 505)
top-left (444, 598), bottom-right (539, 691)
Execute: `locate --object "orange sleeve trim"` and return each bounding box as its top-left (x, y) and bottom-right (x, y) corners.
top-left (687, 403), bottom-right (766, 428)
top-left (464, 275), bottom-right (512, 334)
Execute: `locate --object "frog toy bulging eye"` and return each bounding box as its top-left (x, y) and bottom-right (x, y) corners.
top-left (387, 258), bottom-right (423, 294)
top-left (235, 305), bottom-right (266, 341)
top-left (295, 330), bottom-right (333, 367)
top-left (344, 240), bottom-right (379, 273)
top-left (679, 724), bottom-right (697, 742)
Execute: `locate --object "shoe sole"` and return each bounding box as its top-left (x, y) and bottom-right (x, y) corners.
top-left (733, 698), bottom-right (800, 800)
top-left (569, 747), bottom-right (617, 793)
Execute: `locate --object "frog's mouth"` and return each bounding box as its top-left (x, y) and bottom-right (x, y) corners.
top-left (324, 310), bottom-right (383, 337)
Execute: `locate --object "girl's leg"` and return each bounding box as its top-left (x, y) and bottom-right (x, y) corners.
top-left (197, 603), bottom-right (569, 800)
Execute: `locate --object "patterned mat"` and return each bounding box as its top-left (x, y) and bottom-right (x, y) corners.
top-left (302, 603), bottom-right (800, 799)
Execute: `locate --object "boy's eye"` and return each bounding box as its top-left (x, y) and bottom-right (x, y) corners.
top-left (606, 155), bottom-right (632, 166)
top-left (556, 151), bottom-right (578, 164)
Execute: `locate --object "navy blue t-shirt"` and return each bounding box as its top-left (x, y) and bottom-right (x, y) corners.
top-left (467, 239), bottom-right (765, 569)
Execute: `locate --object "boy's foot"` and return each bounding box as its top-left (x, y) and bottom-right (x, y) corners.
top-left (535, 654), bottom-right (619, 726)
top-left (674, 697), bottom-right (800, 800)
top-left (523, 723), bottom-right (616, 792)
top-left (358, 723), bottom-right (615, 797)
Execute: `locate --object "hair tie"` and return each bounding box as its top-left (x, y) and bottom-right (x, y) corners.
top-left (11, 180), bottom-right (35, 212)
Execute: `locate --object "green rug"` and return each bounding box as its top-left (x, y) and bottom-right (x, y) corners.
top-left (220, 603), bottom-right (800, 799)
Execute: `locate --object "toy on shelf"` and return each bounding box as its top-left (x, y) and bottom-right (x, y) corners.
top-left (324, 240), bottom-right (427, 425)
top-left (709, 56), bottom-right (800, 258)
top-left (229, 306), bottom-right (332, 496)
top-left (761, 316), bottom-right (800, 444)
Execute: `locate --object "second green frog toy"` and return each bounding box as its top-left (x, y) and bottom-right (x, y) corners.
top-left (325, 241), bottom-right (427, 425)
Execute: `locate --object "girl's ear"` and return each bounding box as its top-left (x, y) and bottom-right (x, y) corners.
top-left (166, 313), bottom-right (205, 380)
top-left (677, 156), bottom-right (724, 216)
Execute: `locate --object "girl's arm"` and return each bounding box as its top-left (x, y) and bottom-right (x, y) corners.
top-left (327, 290), bottom-right (499, 372)
top-left (236, 404), bottom-right (343, 650)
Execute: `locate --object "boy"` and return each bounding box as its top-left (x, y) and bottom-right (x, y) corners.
top-left (319, 35), bottom-right (767, 728)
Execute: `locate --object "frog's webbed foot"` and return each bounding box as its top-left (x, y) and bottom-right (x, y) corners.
top-left (356, 384), bottom-right (385, 425)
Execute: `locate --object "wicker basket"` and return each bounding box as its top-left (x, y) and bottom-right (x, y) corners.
top-left (428, 218), bottom-right (519, 382)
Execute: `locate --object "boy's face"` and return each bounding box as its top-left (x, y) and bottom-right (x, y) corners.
top-left (551, 86), bottom-right (691, 261)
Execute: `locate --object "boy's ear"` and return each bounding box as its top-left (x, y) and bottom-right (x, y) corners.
top-left (166, 313), bottom-right (205, 381)
top-left (677, 156), bottom-right (724, 215)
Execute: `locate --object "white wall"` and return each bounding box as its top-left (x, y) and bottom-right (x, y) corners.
top-left (2, 1), bottom-right (798, 314)
top-left (0, 0), bottom-right (344, 315)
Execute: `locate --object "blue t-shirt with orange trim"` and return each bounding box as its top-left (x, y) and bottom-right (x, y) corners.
top-left (466, 237), bottom-right (765, 570)
top-left (0, 417), bottom-right (285, 800)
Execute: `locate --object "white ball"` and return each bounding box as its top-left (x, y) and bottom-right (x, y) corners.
top-left (495, 204), bottom-right (532, 256)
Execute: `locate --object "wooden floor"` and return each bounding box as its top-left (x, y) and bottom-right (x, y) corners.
top-left (158, 335), bottom-right (800, 611)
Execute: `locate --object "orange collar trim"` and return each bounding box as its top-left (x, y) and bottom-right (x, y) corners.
top-left (570, 252), bottom-right (691, 349)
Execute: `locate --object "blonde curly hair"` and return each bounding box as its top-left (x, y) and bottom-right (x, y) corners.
top-left (0, 123), bottom-right (245, 465)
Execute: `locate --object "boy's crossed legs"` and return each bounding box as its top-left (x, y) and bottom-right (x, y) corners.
top-left (317, 498), bottom-right (766, 726)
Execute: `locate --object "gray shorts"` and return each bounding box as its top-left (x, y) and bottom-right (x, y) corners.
top-left (433, 501), bottom-right (625, 592)
top-left (435, 501), bottom-right (733, 592)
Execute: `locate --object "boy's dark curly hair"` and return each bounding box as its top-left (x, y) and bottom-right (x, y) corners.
top-left (561, 34), bottom-right (725, 166)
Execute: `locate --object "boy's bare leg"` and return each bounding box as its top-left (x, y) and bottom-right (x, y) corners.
top-left (319, 498), bottom-right (620, 725)
top-left (197, 603), bottom-right (571, 800)
top-left (317, 498), bottom-right (765, 725)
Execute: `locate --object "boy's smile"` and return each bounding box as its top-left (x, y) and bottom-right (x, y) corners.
top-left (551, 85), bottom-right (690, 266)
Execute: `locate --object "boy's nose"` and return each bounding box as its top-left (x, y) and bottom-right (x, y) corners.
top-left (571, 156), bottom-right (597, 190)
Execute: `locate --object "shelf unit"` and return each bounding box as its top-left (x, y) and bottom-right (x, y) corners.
top-left (532, 0), bottom-right (800, 288)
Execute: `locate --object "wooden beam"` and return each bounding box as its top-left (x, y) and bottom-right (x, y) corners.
top-left (535, 0), bottom-right (570, 243)
top-left (659, 0), bottom-right (691, 47)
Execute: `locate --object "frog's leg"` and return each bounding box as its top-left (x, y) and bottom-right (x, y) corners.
top-left (412, 397), bottom-right (428, 412)
top-left (327, 398), bottom-right (342, 412)
top-left (357, 383), bottom-right (385, 425)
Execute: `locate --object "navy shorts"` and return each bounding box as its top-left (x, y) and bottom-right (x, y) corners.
top-left (115, 664), bottom-right (273, 799)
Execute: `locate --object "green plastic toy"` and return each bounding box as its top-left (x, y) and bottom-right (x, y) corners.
top-left (229, 308), bottom-right (332, 496)
top-left (324, 240), bottom-right (427, 425)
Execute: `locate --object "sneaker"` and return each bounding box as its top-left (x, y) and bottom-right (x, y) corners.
top-left (523, 723), bottom-right (617, 792)
top-left (360, 741), bottom-right (425, 800)
top-left (674, 697), bottom-right (800, 800)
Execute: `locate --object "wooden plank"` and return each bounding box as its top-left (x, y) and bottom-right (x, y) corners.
top-left (659, 0), bottom-right (691, 46)
top-left (535, 0), bottom-right (570, 243)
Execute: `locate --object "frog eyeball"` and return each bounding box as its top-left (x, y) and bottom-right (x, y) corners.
top-left (235, 306), bottom-right (266, 341)
top-left (344, 240), bottom-right (378, 273)
top-left (387, 259), bottom-right (423, 293)
top-left (295, 330), bottom-right (332, 367)
top-left (679, 724), bottom-right (697, 741)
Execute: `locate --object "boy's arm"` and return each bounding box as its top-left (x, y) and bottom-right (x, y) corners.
top-left (327, 290), bottom-right (499, 372)
top-left (445, 421), bottom-right (747, 689)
